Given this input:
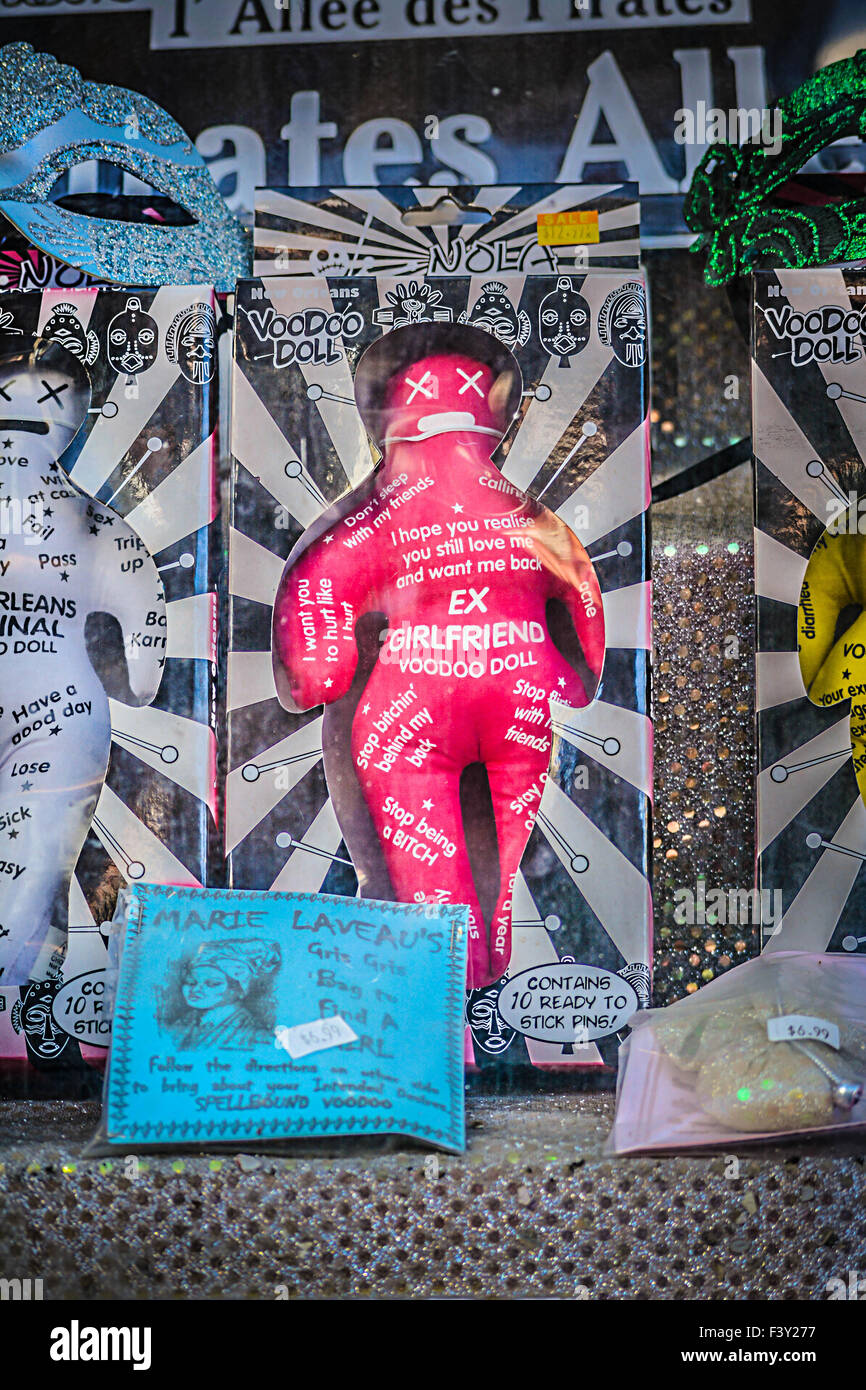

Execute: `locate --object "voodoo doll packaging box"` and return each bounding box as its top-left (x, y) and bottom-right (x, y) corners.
top-left (227, 184), bottom-right (652, 1075)
top-left (0, 284), bottom-right (220, 1096)
top-left (754, 266), bottom-right (866, 960)
top-left (0, 223), bottom-right (105, 297)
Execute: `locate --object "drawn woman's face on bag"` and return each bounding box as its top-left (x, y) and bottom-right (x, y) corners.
top-left (182, 964), bottom-right (239, 1011)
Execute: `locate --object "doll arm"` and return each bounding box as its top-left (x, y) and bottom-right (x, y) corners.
top-left (798, 531), bottom-right (861, 695)
top-left (90, 510), bottom-right (167, 706)
top-left (531, 513), bottom-right (606, 683)
top-left (272, 522), bottom-right (377, 713)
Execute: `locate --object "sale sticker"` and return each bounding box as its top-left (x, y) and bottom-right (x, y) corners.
top-left (537, 209), bottom-right (599, 246)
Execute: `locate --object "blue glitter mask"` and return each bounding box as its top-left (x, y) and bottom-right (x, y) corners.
top-left (0, 42), bottom-right (249, 292)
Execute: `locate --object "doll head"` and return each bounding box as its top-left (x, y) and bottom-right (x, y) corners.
top-left (381, 352), bottom-right (507, 445)
top-left (355, 321), bottom-right (522, 450)
top-left (0, 336), bottom-right (90, 466)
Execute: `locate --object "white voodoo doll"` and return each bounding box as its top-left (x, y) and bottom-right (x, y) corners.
top-left (0, 339), bottom-right (166, 984)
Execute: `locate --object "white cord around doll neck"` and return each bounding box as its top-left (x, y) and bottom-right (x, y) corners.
top-left (384, 410), bottom-right (503, 445)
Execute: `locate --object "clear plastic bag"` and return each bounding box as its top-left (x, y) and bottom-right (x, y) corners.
top-left (608, 951), bottom-right (866, 1153)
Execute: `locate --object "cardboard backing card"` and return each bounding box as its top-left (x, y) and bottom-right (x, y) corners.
top-left (0, 223), bottom-right (107, 294)
top-left (253, 183), bottom-right (640, 280)
top-left (89, 884), bottom-right (469, 1156)
top-left (0, 284), bottom-right (220, 1095)
top-left (754, 266), bottom-right (866, 957)
top-left (228, 184), bottom-right (651, 1075)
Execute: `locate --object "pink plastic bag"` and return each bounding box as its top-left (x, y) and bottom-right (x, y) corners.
top-left (608, 951), bottom-right (866, 1153)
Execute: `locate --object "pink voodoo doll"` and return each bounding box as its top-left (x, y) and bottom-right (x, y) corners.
top-left (273, 325), bottom-right (605, 989)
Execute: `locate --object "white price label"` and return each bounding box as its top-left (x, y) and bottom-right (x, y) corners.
top-left (274, 1015), bottom-right (358, 1060)
top-left (767, 1014), bottom-right (840, 1050)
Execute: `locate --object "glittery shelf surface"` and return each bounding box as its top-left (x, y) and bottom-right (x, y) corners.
top-left (652, 539), bottom-right (756, 1005)
top-left (647, 242), bottom-right (757, 1006)
top-left (1, 1097), bottom-right (864, 1300)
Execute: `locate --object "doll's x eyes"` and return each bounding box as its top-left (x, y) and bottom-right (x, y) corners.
top-left (0, 377), bottom-right (66, 406)
top-left (401, 367), bottom-right (485, 402)
top-left (456, 367), bottom-right (484, 396)
top-left (37, 379), bottom-right (69, 407)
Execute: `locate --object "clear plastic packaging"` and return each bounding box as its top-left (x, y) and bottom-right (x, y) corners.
top-left (608, 951), bottom-right (866, 1153)
top-left (0, 286), bottom-right (221, 1099)
top-left (229, 186), bottom-right (653, 1079)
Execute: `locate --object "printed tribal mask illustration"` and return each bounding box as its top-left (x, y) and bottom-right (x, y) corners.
top-left (0, 339), bottom-right (166, 986)
top-left (272, 324), bottom-right (605, 990)
top-left (798, 524), bottom-right (866, 804)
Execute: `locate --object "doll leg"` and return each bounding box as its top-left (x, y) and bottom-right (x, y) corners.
top-left (0, 697), bottom-right (110, 985)
top-left (484, 746), bottom-right (555, 985)
top-left (0, 781), bottom-right (102, 984)
top-left (353, 745), bottom-right (493, 988)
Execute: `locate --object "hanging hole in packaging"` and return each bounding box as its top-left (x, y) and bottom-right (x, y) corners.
top-left (401, 196), bottom-right (491, 228)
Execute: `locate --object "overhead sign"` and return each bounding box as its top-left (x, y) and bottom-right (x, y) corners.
top-left (0, 0), bottom-right (753, 48)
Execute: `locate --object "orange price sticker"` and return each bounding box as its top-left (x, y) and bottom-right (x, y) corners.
top-left (537, 209), bottom-right (599, 246)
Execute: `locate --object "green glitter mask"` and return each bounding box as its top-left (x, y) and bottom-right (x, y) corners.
top-left (0, 42), bottom-right (249, 293)
top-left (684, 48), bottom-right (866, 286)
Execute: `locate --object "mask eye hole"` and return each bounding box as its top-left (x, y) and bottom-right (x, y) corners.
top-left (542, 310), bottom-right (558, 325)
top-left (48, 165), bottom-right (197, 227)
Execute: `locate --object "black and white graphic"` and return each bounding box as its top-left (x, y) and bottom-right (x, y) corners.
top-left (107, 296), bottom-right (159, 380)
top-left (256, 185), bottom-right (640, 281)
top-left (618, 960), bottom-right (652, 1005)
top-left (11, 974), bottom-right (70, 1062)
top-left (538, 277), bottom-right (591, 367)
top-left (466, 979), bottom-right (517, 1057)
top-left (460, 281), bottom-right (531, 351)
top-left (372, 281), bottom-right (453, 329)
top-left (0, 304), bottom-right (22, 335)
top-left (159, 937), bottom-right (283, 1050)
top-left (42, 302), bottom-right (99, 367)
top-left (597, 280), bottom-right (647, 368)
top-left (165, 301), bottom-right (217, 385)
top-left (241, 294), bottom-right (364, 371)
